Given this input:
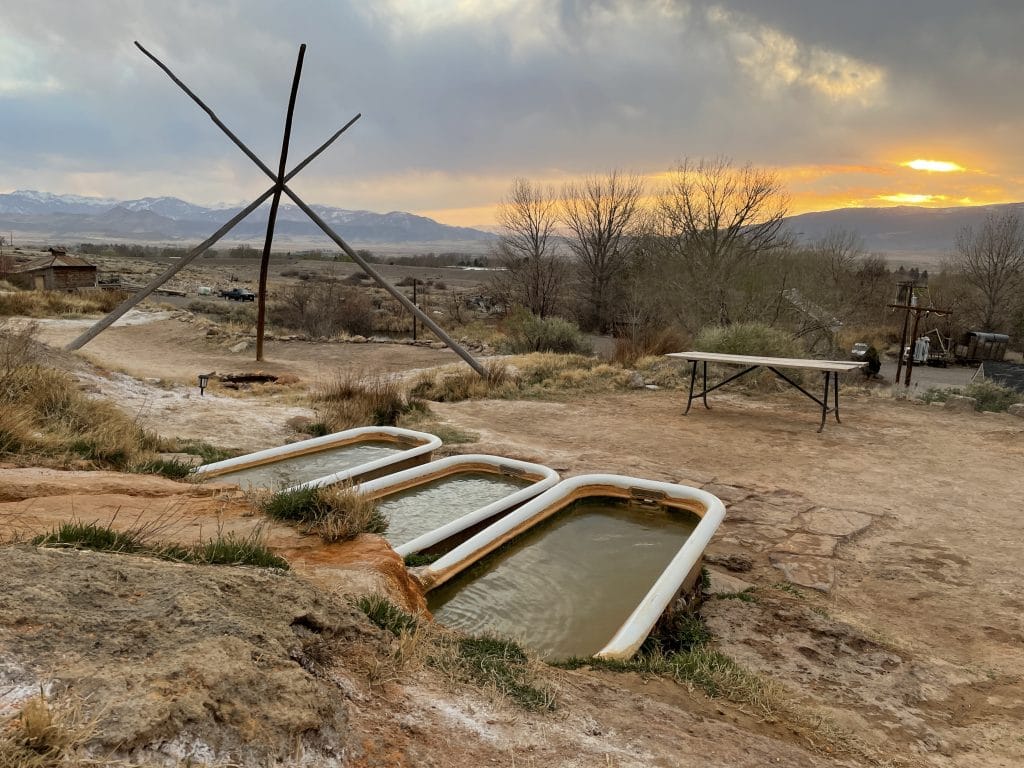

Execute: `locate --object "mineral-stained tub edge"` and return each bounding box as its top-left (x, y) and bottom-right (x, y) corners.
top-left (418, 474), bottom-right (726, 660)
top-left (192, 426), bottom-right (442, 489)
top-left (353, 454), bottom-right (560, 556)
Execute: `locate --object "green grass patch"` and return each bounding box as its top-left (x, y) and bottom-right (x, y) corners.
top-left (32, 521), bottom-right (144, 553)
top-left (714, 589), bottom-right (759, 603)
top-left (261, 484), bottom-right (387, 542)
top-left (357, 594), bottom-right (420, 636)
top-left (403, 551), bottom-right (442, 567)
top-left (174, 439), bottom-right (242, 464)
top-left (354, 595), bottom-right (554, 711)
top-left (921, 380), bottom-right (1023, 412)
top-left (190, 530), bottom-right (289, 569)
top-left (130, 457), bottom-right (196, 480)
top-left (33, 520), bottom-right (288, 570)
top-left (451, 635), bottom-right (554, 711)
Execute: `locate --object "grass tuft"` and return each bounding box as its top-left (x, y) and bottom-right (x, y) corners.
top-left (32, 520), bottom-right (144, 553)
top-left (313, 371), bottom-right (411, 430)
top-left (130, 457), bottom-right (196, 480)
top-left (190, 529), bottom-right (289, 569)
top-left (403, 551), bottom-right (442, 567)
top-left (32, 520), bottom-right (288, 570)
top-left (354, 595), bottom-right (554, 711)
top-left (260, 483), bottom-right (387, 543)
top-left (357, 594), bottom-right (420, 636)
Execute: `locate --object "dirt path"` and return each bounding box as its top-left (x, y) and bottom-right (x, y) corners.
top-left (27, 312), bottom-right (459, 383)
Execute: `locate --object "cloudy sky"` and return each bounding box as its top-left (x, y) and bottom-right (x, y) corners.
top-left (2, 1), bottom-right (1022, 226)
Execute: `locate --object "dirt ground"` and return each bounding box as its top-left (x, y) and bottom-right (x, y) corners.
top-left (3, 316), bottom-right (1023, 766)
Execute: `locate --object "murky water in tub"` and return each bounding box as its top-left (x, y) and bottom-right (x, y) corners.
top-left (212, 442), bottom-right (403, 489)
top-left (429, 499), bottom-right (700, 660)
top-left (378, 473), bottom-right (530, 548)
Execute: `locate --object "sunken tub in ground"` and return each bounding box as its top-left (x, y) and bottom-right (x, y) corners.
top-left (353, 454), bottom-right (560, 558)
top-left (417, 475), bottom-right (725, 661)
top-left (192, 426), bottom-right (441, 491)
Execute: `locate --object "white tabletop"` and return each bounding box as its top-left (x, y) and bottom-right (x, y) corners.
top-left (666, 351), bottom-right (866, 373)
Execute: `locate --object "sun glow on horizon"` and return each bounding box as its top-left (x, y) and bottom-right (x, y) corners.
top-left (902, 159), bottom-right (965, 172)
top-left (877, 193), bottom-right (947, 204)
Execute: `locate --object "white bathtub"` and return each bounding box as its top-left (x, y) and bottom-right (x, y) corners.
top-left (353, 454), bottom-right (560, 556)
top-left (419, 474), bottom-right (725, 660)
top-left (193, 426), bottom-right (442, 490)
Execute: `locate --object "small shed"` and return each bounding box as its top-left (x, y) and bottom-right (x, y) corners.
top-left (8, 249), bottom-right (98, 291)
top-left (955, 331), bottom-right (1009, 363)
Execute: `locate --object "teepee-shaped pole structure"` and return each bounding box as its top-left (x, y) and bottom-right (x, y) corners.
top-left (66, 43), bottom-right (487, 378)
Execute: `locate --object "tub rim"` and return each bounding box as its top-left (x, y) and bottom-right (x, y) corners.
top-left (353, 453), bottom-right (560, 556)
top-left (192, 426), bottom-right (442, 489)
top-left (420, 473), bottom-right (725, 660)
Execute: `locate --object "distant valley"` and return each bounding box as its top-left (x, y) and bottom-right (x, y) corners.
top-left (0, 190), bottom-right (496, 248)
top-left (3, 190), bottom-right (1022, 268)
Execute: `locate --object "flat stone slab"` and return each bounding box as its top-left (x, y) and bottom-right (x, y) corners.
top-left (771, 532), bottom-right (839, 558)
top-left (701, 482), bottom-right (752, 503)
top-left (706, 569), bottom-right (755, 596)
top-left (725, 498), bottom-right (803, 529)
top-left (769, 553), bottom-right (836, 593)
top-left (799, 507), bottom-right (874, 538)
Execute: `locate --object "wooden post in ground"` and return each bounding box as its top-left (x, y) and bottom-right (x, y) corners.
top-left (255, 44), bottom-right (305, 362)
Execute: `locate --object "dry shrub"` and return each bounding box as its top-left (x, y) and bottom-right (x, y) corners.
top-left (0, 324), bottom-right (160, 467)
top-left (0, 690), bottom-right (96, 768)
top-left (313, 485), bottom-right (388, 542)
top-left (313, 371), bottom-right (410, 430)
top-left (0, 289), bottom-right (129, 318)
top-left (408, 361), bottom-right (517, 403)
top-left (613, 325), bottom-right (690, 366)
top-left (269, 281), bottom-right (374, 338)
top-left (260, 483), bottom-right (387, 543)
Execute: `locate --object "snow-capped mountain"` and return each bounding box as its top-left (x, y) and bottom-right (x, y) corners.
top-left (0, 190), bottom-right (496, 243)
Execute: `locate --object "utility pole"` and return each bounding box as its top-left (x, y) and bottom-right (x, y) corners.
top-left (887, 301), bottom-right (952, 389)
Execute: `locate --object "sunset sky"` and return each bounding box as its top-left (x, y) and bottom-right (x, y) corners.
top-left (2, 1), bottom-right (1022, 227)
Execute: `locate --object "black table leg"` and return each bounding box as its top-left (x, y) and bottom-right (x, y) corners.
top-left (685, 360), bottom-right (697, 414)
top-left (702, 361), bottom-right (710, 409)
top-left (818, 371), bottom-right (830, 433)
top-left (833, 371), bottom-right (841, 423)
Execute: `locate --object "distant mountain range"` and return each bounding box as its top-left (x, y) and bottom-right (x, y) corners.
top-left (0, 190), bottom-right (496, 244)
top-left (4, 189), bottom-right (1022, 259)
top-left (785, 202), bottom-right (1024, 256)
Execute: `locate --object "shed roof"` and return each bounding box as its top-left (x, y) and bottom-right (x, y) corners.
top-left (12, 253), bottom-right (96, 272)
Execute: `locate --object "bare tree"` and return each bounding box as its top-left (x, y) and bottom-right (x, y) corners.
top-left (657, 157), bottom-right (789, 327)
top-left (561, 172), bottom-right (645, 332)
top-left (490, 178), bottom-right (566, 318)
top-left (954, 211), bottom-right (1024, 331)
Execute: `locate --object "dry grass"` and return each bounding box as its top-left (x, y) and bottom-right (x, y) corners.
top-left (312, 370), bottom-right (411, 430)
top-left (312, 485), bottom-right (388, 542)
top-left (259, 483), bottom-right (388, 543)
top-left (0, 289), bottom-right (129, 318)
top-left (0, 322), bottom-right (175, 469)
top-left (355, 595), bottom-right (555, 711)
top-left (0, 690), bottom-right (98, 768)
top-left (612, 325), bottom-right (691, 366)
top-left (408, 360), bottom-right (518, 402)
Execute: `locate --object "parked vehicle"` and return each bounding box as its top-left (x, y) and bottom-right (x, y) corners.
top-left (850, 342), bottom-right (869, 361)
top-left (220, 287), bottom-right (255, 302)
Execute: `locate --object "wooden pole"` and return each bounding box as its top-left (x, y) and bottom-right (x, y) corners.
top-left (256, 44), bottom-right (305, 362)
top-left (65, 187), bottom-right (275, 350)
top-left (904, 308), bottom-right (923, 388)
top-left (129, 43), bottom-right (487, 377)
top-left (412, 279), bottom-right (417, 341)
top-left (281, 184), bottom-right (488, 377)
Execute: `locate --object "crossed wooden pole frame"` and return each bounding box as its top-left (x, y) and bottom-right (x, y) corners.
top-left (67, 42), bottom-right (487, 378)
